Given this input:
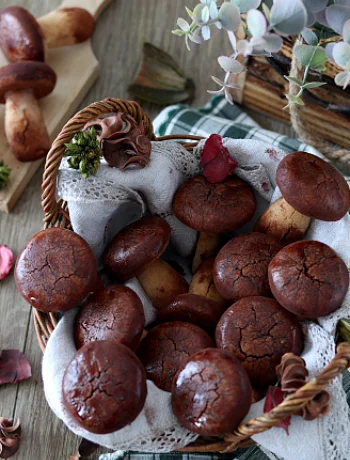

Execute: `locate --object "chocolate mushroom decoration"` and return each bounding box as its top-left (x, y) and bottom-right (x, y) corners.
top-left (0, 61), bottom-right (56, 161)
top-left (254, 152), bottom-right (350, 244)
top-left (0, 6), bottom-right (94, 62)
top-left (15, 228), bottom-right (97, 313)
top-left (104, 216), bottom-right (188, 309)
top-left (192, 231), bottom-right (220, 274)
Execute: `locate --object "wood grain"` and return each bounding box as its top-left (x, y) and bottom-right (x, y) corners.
top-left (0, 1), bottom-right (295, 459)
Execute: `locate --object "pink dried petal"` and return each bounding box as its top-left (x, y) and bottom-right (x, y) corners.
top-left (0, 245), bottom-right (13, 280)
top-left (200, 134), bottom-right (238, 183)
top-left (0, 350), bottom-right (32, 385)
top-left (264, 386), bottom-right (291, 434)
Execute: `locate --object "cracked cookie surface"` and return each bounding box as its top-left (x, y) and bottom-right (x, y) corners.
top-left (214, 232), bottom-right (282, 301)
top-left (171, 348), bottom-right (252, 436)
top-left (138, 321), bottom-right (213, 392)
top-left (62, 340), bottom-right (147, 434)
top-left (172, 175), bottom-right (256, 232)
top-left (15, 228), bottom-right (97, 312)
top-left (74, 285), bottom-right (145, 350)
top-left (268, 240), bottom-right (349, 318)
top-left (215, 296), bottom-right (303, 387)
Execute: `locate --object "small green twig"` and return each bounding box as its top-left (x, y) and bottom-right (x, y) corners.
top-left (0, 161), bottom-right (11, 190)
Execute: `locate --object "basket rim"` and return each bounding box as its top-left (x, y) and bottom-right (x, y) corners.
top-left (35, 97), bottom-right (350, 452)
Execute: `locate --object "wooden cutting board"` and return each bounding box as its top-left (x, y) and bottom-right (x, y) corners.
top-left (0, 0), bottom-right (112, 213)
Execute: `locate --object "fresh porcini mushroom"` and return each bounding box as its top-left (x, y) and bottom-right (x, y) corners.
top-left (104, 216), bottom-right (188, 309)
top-left (255, 152), bottom-right (350, 243)
top-left (192, 231), bottom-right (220, 274)
top-left (0, 61), bottom-right (56, 162)
top-left (0, 6), bottom-right (94, 62)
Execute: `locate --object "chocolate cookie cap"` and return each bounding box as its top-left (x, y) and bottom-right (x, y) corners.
top-left (75, 285), bottom-right (145, 350)
top-left (138, 321), bottom-right (214, 392)
top-left (173, 175), bottom-right (256, 232)
top-left (15, 228), bottom-right (97, 312)
top-left (215, 296), bottom-right (303, 387)
top-left (213, 232), bottom-right (282, 301)
top-left (103, 216), bottom-right (171, 281)
top-left (156, 293), bottom-right (225, 333)
top-left (172, 348), bottom-right (252, 436)
top-left (62, 341), bottom-right (147, 434)
top-left (276, 151), bottom-right (350, 221)
top-left (268, 240), bottom-right (349, 319)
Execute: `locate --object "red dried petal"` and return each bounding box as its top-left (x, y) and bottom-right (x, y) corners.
top-left (264, 386), bottom-right (291, 434)
top-left (0, 245), bottom-right (13, 281)
top-left (200, 134), bottom-right (238, 183)
top-left (0, 350), bottom-right (32, 385)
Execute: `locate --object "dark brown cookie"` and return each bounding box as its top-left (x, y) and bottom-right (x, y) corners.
top-left (103, 216), bottom-right (170, 281)
top-left (74, 285), bottom-right (145, 350)
top-left (277, 151), bottom-right (350, 221)
top-left (213, 232), bottom-right (282, 301)
top-left (268, 240), bottom-right (349, 318)
top-left (215, 296), bottom-right (303, 387)
top-left (173, 175), bottom-right (256, 232)
top-left (62, 341), bottom-right (147, 434)
top-left (15, 228), bottom-right (97, 313)
top-left (171, 348), bottom-right (252, 436)
top-left (137, 321), bottom-right (214, 392)
top-left (156, 293), bottom-right (225, 333)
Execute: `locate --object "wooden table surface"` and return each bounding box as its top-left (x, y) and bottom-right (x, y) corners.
top-left (0, 1), bottom-right (294, 458)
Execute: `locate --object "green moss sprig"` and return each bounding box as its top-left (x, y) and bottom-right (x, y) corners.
top-left (64, 128), bottom-right (102, 178)
top-left (0, 161), bottom-right (11, 190)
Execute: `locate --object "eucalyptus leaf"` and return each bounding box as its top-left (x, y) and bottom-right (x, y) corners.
top-left (193, 4), bottom-right (206, 24)
top-left (230, 0), bottom-right (261, 13)
top-left (209, 1), bottom-right (219, 19)
top-left (262, 3), bottom-right (271, 22)
top-left (343, 18), bottom-right (350, 44)
top-left (286, 94), bottom-right (305, 105)
top-left (218, 2), bottom-right (241, 31)
top-left (302, 28), bottom-right (319, 46)
top-left (177, 18), bottom-right (190, 32)
top-left (263, 34), bottom-right (283, 52)
top-left (284, 76), bottom-right (303, 86)
top-left (335, 0), bottom-right (350, 5)
top-left (334, 70), bottom-right (350, 88)
top-left (247, 9), bottom-right (266, 37)
top-left (185, 7), bottom-right (193, 19)
top-left (306, 10), bottom-right (316, 28)
top-left (325, 42), bottom-right (336, 63)
top-left (294, 44), bottom-right (327, 70)
top-left (325, 4), bottom-right (350, 34)
top-left (314, 9), bottom-right (329, 28)
top-left (333, 41), bottom-right (350, 68)
top-left (218, 55), bottom-right (245, 73)
top-left (189, 28), bottom-right (203, 44)
top-left (172, 29), bottom-right (185, 36)
top-left (270, 0), bottom-right (307, 36)
top-left (202, 25), bottom-right (211, 40)
top-left (202, 5), bottom-right (210, 23)
top-left (302, 81), bottom-right (327, 88)
top-left (302, 0), bottom-right (328, 13)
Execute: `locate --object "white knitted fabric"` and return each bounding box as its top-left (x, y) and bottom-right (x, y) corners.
top-left (42, 138), bottom-right (350, 458)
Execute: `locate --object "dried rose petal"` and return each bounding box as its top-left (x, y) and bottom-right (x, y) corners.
top-left (0, 245), bottom-right (13, 281)
top-left (0, 350), bottom-right (32, 385)
top-left (264, 386), bottom-right (291, 434)
top-left (200, 134), bottom-right (238, 183)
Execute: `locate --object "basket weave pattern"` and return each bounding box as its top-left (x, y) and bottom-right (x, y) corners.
top-left (37, 98), bottom-right (350, 453)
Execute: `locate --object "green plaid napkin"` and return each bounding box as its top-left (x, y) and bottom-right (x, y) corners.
top-left (103, 96), bottom-right (350, 460)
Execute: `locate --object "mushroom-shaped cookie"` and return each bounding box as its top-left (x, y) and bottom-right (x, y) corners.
top-left (192, 232), bottom-right (220, 273)
top-left (15, 228), bottom-right (97, 313)
top-left (215, 296), bottom-right (303, 387)
top-left (138, 321), bottom-right (213, 391)
top-left (213, 233), bottom-right (282, 302)
top-left (171, 348), bottom-right (252, 436)
top-left (75, 286), bottom-right (145, 351)
top-left (104, 216), bottom-right (188, 309)
top-left (0, 6), bottom-right (94, 62)
top-left (157, 293), bottom-right (225, 334)
top-left (268, 240), bottom-right (349, 319)
top-left (63, 341), bottom-right (147, 434)
top-left (173, 175), bottom-right (256, 233)
top-left (189, 258), bottom-right (227, 308)
top-left (0, 61), bottom-right (56, 161)
top-left (255, 152), bottom-right (350, 243)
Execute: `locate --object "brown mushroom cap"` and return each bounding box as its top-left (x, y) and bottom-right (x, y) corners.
top-left (56, 8), bottom-right (95, 43)
top-left (0, 6), bottom-right (44, 62)
top-left (277, 151), bottom-right (350, 221)
top-left (103, 216), bottom-right (171, 281)
top-left (173, 175), bottom-right (256, 233)
top-left (0, 61), bottom-right (56, 104)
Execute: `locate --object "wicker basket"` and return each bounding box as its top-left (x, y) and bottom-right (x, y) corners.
top-left (36, 97), bottom-right (350, 453)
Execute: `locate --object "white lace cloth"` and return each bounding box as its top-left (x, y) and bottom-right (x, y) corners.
top-left (42, 138), bottom-right (350, 458)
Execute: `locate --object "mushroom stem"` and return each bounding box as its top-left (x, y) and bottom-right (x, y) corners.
top-left (254, 197), bottom-right (311, 245)
top-left (37, 8), bottom-right (94, 48)
top-left (137, 259), bottom-right (188, 309)
top-left (192, 232), bottom-right (220, 274)
top-left (5, 89), bottom-right (50, 162)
